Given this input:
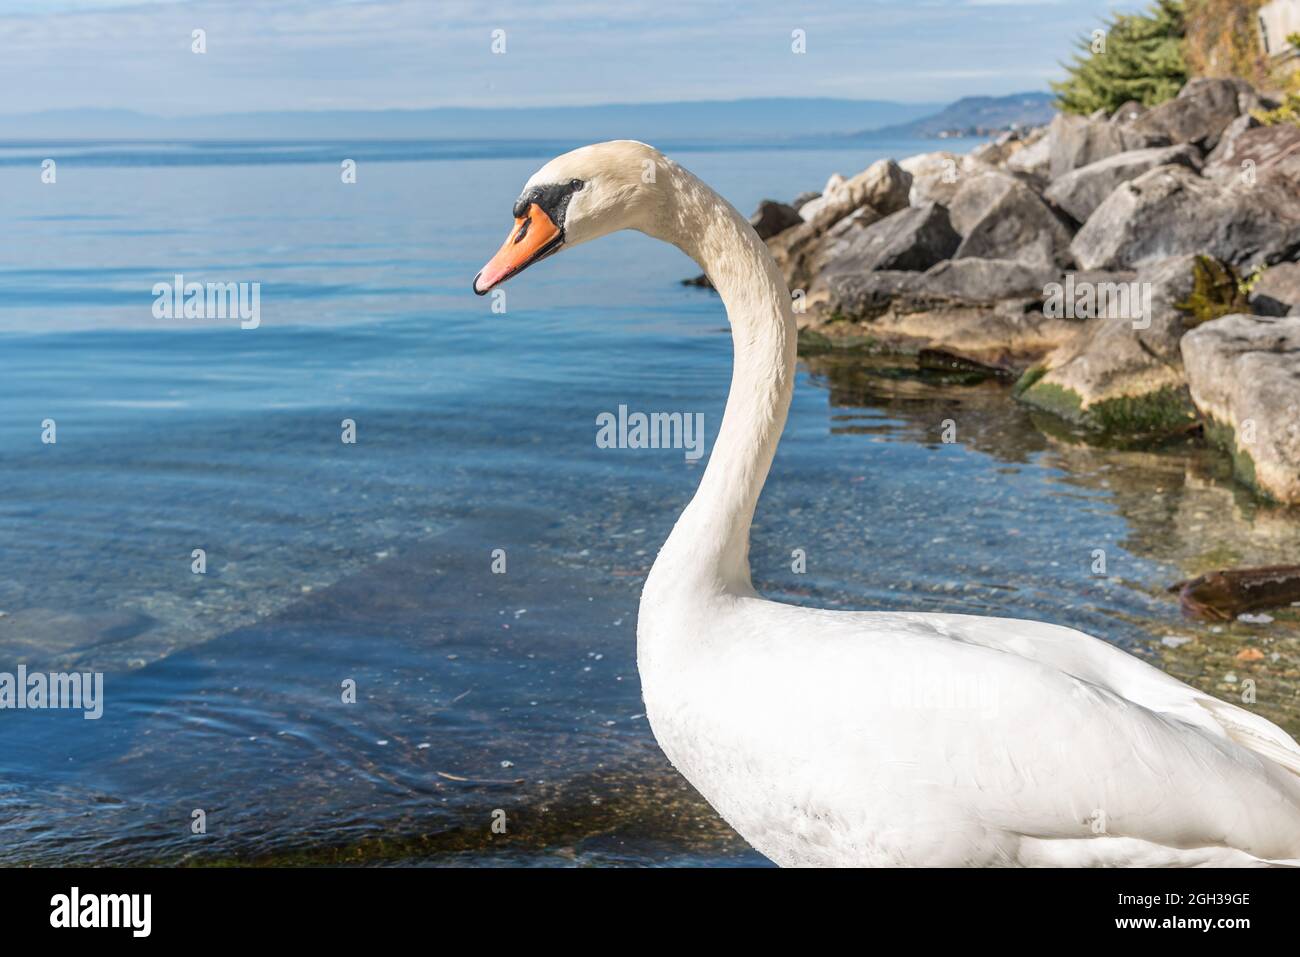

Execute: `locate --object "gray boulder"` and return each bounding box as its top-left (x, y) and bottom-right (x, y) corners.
top-left (826, 257), bottom-right (1059, 319)
top-left (1044, 144), bottom-right (1202, 224)
top-left (1071, 164), bottom-right (1300, 271)
top-left (908, 257), bottom-right (1059, 301)
top-left (802, 159), bottom-right (911, 232)
top-left (1016, 255), bottom-right (1208, 434)
top-left (949, 171), bottom-right (1074, 267)
top-left (1181, 314), bottom-right (1300, 504)
top-left (1049, 112), bottom-right (1167, 179)
top-left (770, 159), bottom-right (913, 290)
top-left (1249, 262), bottom-right (1300, 316)
top-left (1110, 101), bottom-right (1147, 125)
top-left (1128, 78), bottom-right (1250, 152)
top-left (749, 200), bottom-right (804, 240)
top-left (1203, 113), bottom-right (1257, 169)
top-left (1204, 123), bottom-right (1300, 183)
top-left (900, 151), bottom-right (980, 206)
top-left (821, 202), bottom-right (960, 275)
top-left (1005, 128), bottom-right (1052, 179)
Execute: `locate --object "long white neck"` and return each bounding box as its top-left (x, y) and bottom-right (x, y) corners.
top-left (642, 163), bottom-right (797, 603)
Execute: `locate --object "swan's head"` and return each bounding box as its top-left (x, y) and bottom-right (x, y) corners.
top-left (473, 140), bottom-right (666, 295)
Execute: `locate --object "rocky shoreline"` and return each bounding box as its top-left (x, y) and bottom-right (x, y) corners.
top-left (689, 78), bottom-right (1300, 506)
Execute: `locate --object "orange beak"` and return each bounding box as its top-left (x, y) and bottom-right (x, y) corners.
top-left (472, 203), bottom-right (563, 295)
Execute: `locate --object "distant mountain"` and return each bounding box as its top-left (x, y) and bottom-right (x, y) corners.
top-left (856, 92), bottom-right (1057, 139)
top-left (0, 99), bottom-right (944, 141)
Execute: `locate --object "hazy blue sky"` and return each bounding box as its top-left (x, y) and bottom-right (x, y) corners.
top-left (2, 0), bottom-right (1140, 113)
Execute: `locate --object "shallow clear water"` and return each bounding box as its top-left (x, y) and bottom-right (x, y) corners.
top-left (1, 139), bottom-right (1297, 866)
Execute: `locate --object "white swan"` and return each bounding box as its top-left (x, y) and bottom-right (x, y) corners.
top-left (473, 140), bottom-right (1300, 867)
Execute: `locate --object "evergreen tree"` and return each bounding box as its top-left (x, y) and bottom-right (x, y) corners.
top-left (1053, 0), bottom-right (1189, 115)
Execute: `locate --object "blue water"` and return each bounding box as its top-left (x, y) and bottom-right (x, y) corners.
top-left (2, 139), bottom-right (1297, 866)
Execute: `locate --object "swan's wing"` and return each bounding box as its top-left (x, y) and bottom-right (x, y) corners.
top-left (910, 611), bottom-right (1300, 777)
top-left (705, 602), bottom-right (1300, 863)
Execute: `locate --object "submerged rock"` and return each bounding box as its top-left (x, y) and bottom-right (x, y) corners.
top-left (1170, 565), bottom-right (1300, 621)
top-left (1181, 314), bottom-right (1300, 504)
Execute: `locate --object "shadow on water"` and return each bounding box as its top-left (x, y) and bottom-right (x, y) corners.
top-left (0, 507), bottom-right (761, 867)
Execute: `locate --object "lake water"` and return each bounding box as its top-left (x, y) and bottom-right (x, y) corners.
top-left (1, 138), bottom-right (1298, 866)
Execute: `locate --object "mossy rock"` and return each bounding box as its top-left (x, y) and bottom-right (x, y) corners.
top-left (1011, 363), bottom-right (1048, 398)
top-left (1018, 380), bottom-right (1197, 437)
top-left (795, 327), bottom-right (879, 356)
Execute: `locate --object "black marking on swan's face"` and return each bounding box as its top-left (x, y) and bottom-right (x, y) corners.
top-left (513, 178), bottom-right (585, 234)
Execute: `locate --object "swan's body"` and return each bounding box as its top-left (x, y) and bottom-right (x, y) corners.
top-left (474, 141), bottom-right (1300, 866)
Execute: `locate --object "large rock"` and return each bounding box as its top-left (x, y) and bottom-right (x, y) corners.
top-left (1043, 144), bottom-right (1202, 224)
top-left (749, 200), bottom-right (804, 240)
top-left (1203, 114), bottom-right (1257, 169)
top-left (906, 257), bottom-right (1060, 302)
top-left (949, 171), bottom-right (1074, 267)
top-left (969, 128), bottom-right (1036, 168)
top-left (1181, 315), bottom-right (1300, 504)
top-left (1128, 78), bottom-right (1250, 152)
top-left (1071, 164), bottom-right (1300, 271)
top-left (901, 151), bottom-right (969, 206)
top-left (1204, 123), bottom-right (1300, 183)
top-left (801, 159), bottom-right (911, 232)
top-left (821, 202), bottom-right (960, 275)
top-left (1005, 127), bottom-right (1052, 179)
top-left (769, 159), bottom-right (912, 290)
top-left (1249, 262), bottom-right (1300, 317)
top-left (826, 257), bottom-right (1059, 319)
top-left (798, 173), bottom-right (845, 220)
top-left (1110, 101), bottom-right (1147, 125)
top-left (1048, 112), bottom-right (1167, 179)
top-left (1015, 255), bottom-right (1209, 434)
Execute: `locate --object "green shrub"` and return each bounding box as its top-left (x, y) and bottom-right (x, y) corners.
top-left (1053, 0), bottom-right (1189, 115)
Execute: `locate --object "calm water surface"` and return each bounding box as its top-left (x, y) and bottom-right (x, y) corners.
top-left (1, 139), bottom-right (1297, 866)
